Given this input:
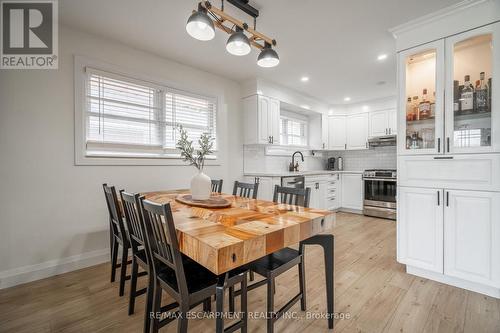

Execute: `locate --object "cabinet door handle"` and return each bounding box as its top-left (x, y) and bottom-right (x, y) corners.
top-left (268, 136), bottom-right (271, 144)
top-left (446, 191), bottom-right (449, 207)
top-left (437, 191), bottom-right (440, 206)
top-left (389, 128), bottom-right (391, 135)
top-left (438, 138), bottom-right (441, 153)
top-left (344, 143), bottom-right (347, 150)
top-left (447, 137), bottom-right (450, 153)
top-left (385, 128), bottom-right (388, 135)
top-left (322, 143), bottom-right (325, 149)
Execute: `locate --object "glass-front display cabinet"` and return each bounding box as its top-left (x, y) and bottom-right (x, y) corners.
top-left (398, 22), bottom-right (499, 155)
top-left (445, 23), bottom-right (499, 154)
top-left (398, 40), bottom-right (444, 155)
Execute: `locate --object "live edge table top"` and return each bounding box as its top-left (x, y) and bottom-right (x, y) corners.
top-left (141, 190), bottom-right (336, 276)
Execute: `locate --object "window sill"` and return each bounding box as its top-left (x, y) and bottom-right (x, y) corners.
top-left (75, 152), bottom-right (219, 166)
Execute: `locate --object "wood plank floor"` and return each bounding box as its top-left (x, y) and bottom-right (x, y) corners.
top-left (1, 213), bottom-right (499, 333)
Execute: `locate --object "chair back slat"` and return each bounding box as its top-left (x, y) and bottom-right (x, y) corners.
top-left (233, 181), bottom-right (259, 199)
top-left (140, 199), bottom-right (188, 296)
top-left (120, 191), bottom-right (146, 254)
top-left (103, 184), bottom-right (127, 242)
top-left (273, 185), bottom-right (311, 208)
top-left (211, 179), bottom-right (223, 194)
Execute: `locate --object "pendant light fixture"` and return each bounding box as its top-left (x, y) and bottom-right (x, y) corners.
top-left (186, 4), bottom-right (215, 41)
top-left (257, 42), bottom-right (279, 68)
top-left (186, 1), bottom-right (279, 67)
top-left (226, 27), bottom-right (251, 56)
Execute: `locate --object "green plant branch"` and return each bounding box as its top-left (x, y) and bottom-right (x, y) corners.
top-left (176, 125), bottom-right (214, 171)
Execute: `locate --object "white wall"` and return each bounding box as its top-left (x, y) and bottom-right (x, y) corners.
top-left (0, 26), bottom-right (243, 288)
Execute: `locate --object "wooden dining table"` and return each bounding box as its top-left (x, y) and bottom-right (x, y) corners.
top-left (140, 190), bottom-right (336, 329)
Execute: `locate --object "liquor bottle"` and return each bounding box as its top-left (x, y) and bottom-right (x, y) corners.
top-left (460, 75), bottom-right (474, 114)
top-left (453, 80), bottom-right (460, 112)
top-left (430, 91), bottom-right (436, 118)
top-left (406, 97), bottom-right (412, 121)
top-left (475, 72), bottom-right (489, 113)
top-left (418, 89), bottom-right (431, 119)
top-left (412, 96), bottom-right (419, 120)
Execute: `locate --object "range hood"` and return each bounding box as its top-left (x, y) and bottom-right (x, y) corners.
top-left (368, 135), bottom-right (397, 147)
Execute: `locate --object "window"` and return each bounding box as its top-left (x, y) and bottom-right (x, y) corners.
top-left (280, 111), bottom-right (308, 146)
top-left (83, 68), bottom-right (217, 158)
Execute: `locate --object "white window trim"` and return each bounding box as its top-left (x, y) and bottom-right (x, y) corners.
top-left (74, 55), bottom-right (221, 166)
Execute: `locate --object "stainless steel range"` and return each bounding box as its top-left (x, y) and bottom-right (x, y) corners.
top-left (363, 169), bottom-right (397, 220)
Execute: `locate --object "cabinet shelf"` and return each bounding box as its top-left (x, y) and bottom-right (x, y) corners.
top-left (406, 117), bottom-right (435, 126)
top-left (454, 111), bottom-right (491, 121)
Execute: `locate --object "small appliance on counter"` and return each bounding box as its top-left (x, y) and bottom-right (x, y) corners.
top-left (327, 157), bottom-right (343, 170)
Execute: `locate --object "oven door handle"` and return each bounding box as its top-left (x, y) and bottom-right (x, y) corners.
top-left (363, 178), bottom-right (397, 182)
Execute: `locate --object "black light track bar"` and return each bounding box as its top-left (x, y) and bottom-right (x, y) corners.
top-left (227, 0), bottom-right (259, 18)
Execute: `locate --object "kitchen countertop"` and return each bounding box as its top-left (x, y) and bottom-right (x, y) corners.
top-left (244, 170), bottom-right (364, 177)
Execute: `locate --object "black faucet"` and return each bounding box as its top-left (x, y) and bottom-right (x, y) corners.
top-left (290, 151), bottom-right (304, 171)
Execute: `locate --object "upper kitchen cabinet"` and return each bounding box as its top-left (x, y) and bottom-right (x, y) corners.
top-left (398, 22), bottom-right (500, 155)
top-left (328, 115), bottom-right (346, 150)
top-left (369, 108), bottom-right (397, 137)
top-left (398, 39), bottom-right (445, 155)
top-left (445, 23), bottom-right (500, 154)
top-left (243, 94), bottom-right (280, 145)
top-left (346, 113), bottom-right (369, 150)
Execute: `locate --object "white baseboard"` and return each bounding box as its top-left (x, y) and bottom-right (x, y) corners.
top-left (339, 208), bottom-right (363, 214)
top-left (0, 248), bottom-right (110, 290)
top-left (407, 266), bottom-right (500, 299)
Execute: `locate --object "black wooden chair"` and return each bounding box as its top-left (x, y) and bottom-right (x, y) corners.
top-left (232, 181), bottom-right (259, 199)
top-left (232, 185), bottom-right (311, 333)
top-left (140, 198), bottom-right (249, 333)
top-left (102, 184), bottom-right (131, 297)
top-left (120, 191), bottom-right (151, 333)
top-left (211, 179), bottom-right (223, 194)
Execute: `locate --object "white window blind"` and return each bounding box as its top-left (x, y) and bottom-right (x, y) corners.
top-left (84, 68), bottom-right (217, 157)
top-left (280, 113), bottom-right (307, 146)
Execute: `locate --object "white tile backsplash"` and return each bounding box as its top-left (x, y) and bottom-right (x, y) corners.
top-left (243, 146), bottom-right (326, 174)
top-left (327, 146), bottom-right (397, 171)
top-left (243, 145), bottom-right (397, 174)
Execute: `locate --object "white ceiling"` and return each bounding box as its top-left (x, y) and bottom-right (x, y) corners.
top-left (60, 0), bottom-right (461, 105)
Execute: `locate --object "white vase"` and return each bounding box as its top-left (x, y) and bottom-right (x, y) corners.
top-left (191, 171), bottom-right (211, 200)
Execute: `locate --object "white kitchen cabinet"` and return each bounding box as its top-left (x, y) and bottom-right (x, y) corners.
top-left (243, 95), bottom-right (280, 145)
top-left (369, 109), bottom-right (397, 137)
top-left (243, 176), bottom-right (280, 201)
top-left (444, 190), bottom-right (500, 287)
top-left (326, 173), bottom-right (341, 210)
top-left (369, 110), bottom-right (389, 137)
top-left (341, 173), bottom-right (363, 210)
top-left (388, 109), bottom-right (398, 135)
top-left (346, 113), bottom-right (369, 150)
top-left (306, 176), bottom-right (328, 209)
top-left (397, 187), bottom-right (444, 273)
top-left (328, 116), bottom-right (346, 150)
top-left (321, 114), bottom-right (329, 150)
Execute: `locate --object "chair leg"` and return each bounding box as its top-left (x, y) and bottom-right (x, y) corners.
top-left (151, 280), bottom-right (162, 333)
top-left (228, 286), bottom-right (235, 313)
top-left (215, 285), bottom-right (225, 333)
top-left (249, 270), bottom-right (255, 281)
top-left (144, 271), bottom-right (154, 333)
top-left (119, 246), bottom-right (128, 296)
top-left (128, 258), bottom-right (138, 315)
top-left (110, 238), bottom-right (118, 283)
top-left (298, 257), bottom-right (306, 311)
top-left (240, 275), bottom-right (248, 333)
top-left (177, 303), bottom-right (189, 333)
top-left (267, 277), bottom-right (275, 333)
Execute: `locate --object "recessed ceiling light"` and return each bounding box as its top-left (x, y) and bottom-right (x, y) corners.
top-left (377, 54), bottom-right (388, 61)
top-left (344, 97), bottom-right (351, 102)
top-left (301, 104), bottom-right (310, 109)
top-left (362, 105), bottom-right (369, 111)
top-left (301, 76), bottom-right (309, 82)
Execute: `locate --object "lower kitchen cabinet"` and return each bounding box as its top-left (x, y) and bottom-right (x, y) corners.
top-left (305, 179), bottom-right (327, 209)
top-left (243, 176), bottom-right (280, 201)
top-left (444, 190), bottom-right (500, 286)
top-left (398, 186), bottom-right (500, 291)
top-left (341, 173), bottom-right (363, 210)
top-left (397, 187), bottom-right (444, 273)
